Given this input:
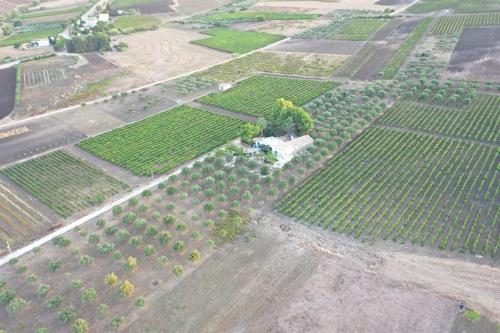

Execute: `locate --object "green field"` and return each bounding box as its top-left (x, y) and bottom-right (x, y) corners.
top-left (78, 106), bottom-right (246, 176)
top-left (0, 151), bottom-right (128, 218)
top-left (0, 28), bottom-right (63, 47)
top-left (110, 0), bottom-right (152, 9)
top-left (380, 17), bottom-right (433, 79)
top-left (379, 97), bottom-right (500, 144)
top-left (335, 18), bottom-right (389, 41)
top-left (431, 13), bottom-right (500, 34)
top-left (196, 51), bottom-right (348, 82)
top-left (200, 11), bottom-right (317, 22)
top-left (191, 28), bottom-right (285, 54)
top-left (407, 0), bottom-right (500, 13)
top-left (113, 15), bottom-right (161, 33)
top-left (197, 75), bottom-right (338, 117)
top-left (279, 126), bottom-right (499, 256)
top-left (18, 6), bottom-right (84, 19)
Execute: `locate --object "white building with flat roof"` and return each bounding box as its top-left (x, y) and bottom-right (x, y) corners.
top-left (254, 135), bottom-right (313, 166)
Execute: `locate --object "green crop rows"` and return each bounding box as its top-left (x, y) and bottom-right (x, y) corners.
top-left (407, 0), bottom-right (500, 14)
top-left (110, 0), bottom-right (153, 9)
top-left (197, 75), bottom-right (338, 117)
top-left (191, 28), bottom-right (284, 54)
top-left (379, 96), bottom-right (500, 144)
top-left (280, 126), bottom-right (499, 256)
top-left (380, 17), bottom-right (433, 79)
top-left (78, 106), bottom-right (246, 176)
top-left (0, 151), bottom-right (128, 218)
top-left (199, 11), bottom-right (317, 22)
top-left (333, 42), bottom-right (379, 77)
top-left (113, 15), bottom-right (161, 33)
top-left (431, 13), bottom-right (500, 34)
top-left (335, 18), bottom-right (389, 41)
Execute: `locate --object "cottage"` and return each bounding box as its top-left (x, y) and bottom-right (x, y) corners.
top-left (254, 135), bottom-right (314, 166)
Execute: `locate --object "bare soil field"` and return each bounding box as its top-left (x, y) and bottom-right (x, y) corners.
top-left (446, 27), bottom-right (500, 82)
top-left (175, 0), bottom-right (229, 16)
top-left (29, 0), bottom-right (86, 10)
top-left (117, 0), bottom-right (174, 14)
top-left (15, 53), bottom-right (122, 118)
top-left (375, 0), bottom-right (414, 5)
top-left (22, 12), bottom-right (78, 24)
top-left (104, 28), bottom-right (230, 85)
top-left (0, 0), bottom-right (31, 15)
top-left (0, 68), bottom-right (16, 120)
top-left (236, 18), bottom-right (331, 37)
top-left (268, 38), bottom-right (365, 54)
top-left (255, 0), bottom-right (398, 13)
top-left (125, 210), bottom-right (500, 332)
top-left (0, 46), bottom-right (52, 60)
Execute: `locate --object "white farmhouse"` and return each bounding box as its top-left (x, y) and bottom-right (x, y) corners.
top-left (254, 135), bottom-right (314, 166)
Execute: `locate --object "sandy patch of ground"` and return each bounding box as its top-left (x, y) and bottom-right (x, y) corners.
top-left (175, 0), bottom-right (230, 16)
top-left (30, 0), bottom-right (86, 10)
top-left (104, 28), bottom-right (231, 84)
top-left (0, 46), bottom-right (52, 60)
top-left (255, 0), bottom-right (396, 13)
top-left (0, 0), bottom-right (31, 15)
top-left (22, 12), bottom-right (78, 24)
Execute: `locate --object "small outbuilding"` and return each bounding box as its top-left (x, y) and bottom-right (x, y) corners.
top-left (254, 135), bottom-right (314, 166)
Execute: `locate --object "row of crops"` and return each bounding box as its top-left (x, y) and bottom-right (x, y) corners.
top-left (379, 17), bottom-right (433, 79)
top-left (78, 106), bottom-right (246, 177)
top-left (379, 96), bottom-right (500, 144)
top-left (0, 151), bottom-right (129, 218)
top-left (333, 42), bottom-right (379, 77)
top-left (198, 75), bottom-right (338, 118)
top-left (407, 0), bottom-right (500, 14)
top-left (431, 13), bottom-right (500, 34)
top-left (335, 18), bottom-right (389, 41)
top-left (280, 126), bottom-right (499, 256)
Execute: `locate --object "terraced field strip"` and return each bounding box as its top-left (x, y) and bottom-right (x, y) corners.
top-left (0, 183), bottom-right (51, 247)
top-left (22, 67), bottom-right (66, 87)
top-left (432, 13), bottom-right (500, 34)
top-left (279, 126), bottom-right (499, 256)
top-left (380, 17), bottom-right (433, 79)
top-left (191, 28), bottom-right (285, 54)
top-left (334, 18), bottom-right (390, 41)
top-left (378, 96), bottom-right (500, 144)
top-left (332, 42), bottom-right (380, 77)
top-left (0, 151), bottom-right (129, 218)
top-left (78, 106), bottom-right (246, 176)
top-left (197, 75), bottom-right (338, 118)
top-left (18, 5), bottom-right (85, 19)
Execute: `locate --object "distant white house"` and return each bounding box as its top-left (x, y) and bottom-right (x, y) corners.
top-left (82, 13), bottom-right (110, 29)
top-left (254, 135), bottom-right (314, 166)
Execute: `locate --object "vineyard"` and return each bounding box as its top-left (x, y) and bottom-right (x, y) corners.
top-left (379, 97), bottom-right (500, 144)
top-left (0, 183), bottom-right (53, 249)
top-left (197, 75), bottom-right (338, 117)
top-left (407, 0), bottom-right (500, 14)
top-left (0, 151), bottom-right (129, 218)
top-left (113, 15), bottom-right (161, 33)
top-left (431, 13), bottom-right (500, 34)
top-left (280, 126), bottom-right (499, 256)
top-left (77, 106), bottom-right (246, 176)
top-left (191, 28), bottom-right (285, 54)
top-left (196, 51), bottom-right (348, 82)
top-left (334, 18), bottom-right (389, 41)
top-left (380, 17), bottom-right (433, 79)
top-left (332, 42), bottom-right (379, 77)
top-left (199, 11), bottom-right (317, 22)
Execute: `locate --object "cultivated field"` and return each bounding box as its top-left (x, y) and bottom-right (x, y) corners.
top-left (103, 28), bottom-right (230, 85)
top-left (110, 0), bottom-right (174, 14)
top-left (198, 11), bottom-right (317, 22)
top-left (333, 42), bottom-right (380, 77)
top-left (198, 75), bottom-right (338, 117)
top-left (113, 15), bottom-right (161, 34)
top-left (431, 13), bottom-right (500, 34)
top-left (0, 68), bottom-right (16, 120)
top-left (191, 28), bottom-right (285, 54)
top-left (280, 126), bottom-right (499, 256)
top-left (196, 51), bottom-right (348, 82)
top-left (78, 106), bottom-right (246, 176)
top-left (255, 0), bottom-right (400, 13)
top-left (407, 0), bottom-right (500, 14)
top-left (0, 150), bottom-right (129, 218)
top-left (334, 18), bottom-right (389, 40)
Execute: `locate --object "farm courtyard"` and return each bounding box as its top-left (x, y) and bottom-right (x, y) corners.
top-left (0, 0), bottom-right (499, 332)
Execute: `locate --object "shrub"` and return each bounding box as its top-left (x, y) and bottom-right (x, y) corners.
top-left (134, 297), bottom-right (145, 307)
top-left (173, 241), bottom-right (185, 252)
top-left (176, 223), bottom-right (187, 232)
top-left (70, 280), bottom-right (83, 289)
top-left (129, 236), bottom-right (143, 248)
top-left (81, 288), bottom-right (97, 303)
top-left (112, 205), bottom-right (123, 216)
top-left (37, 284), bottom-right (50, 297)
top-left (163, 214), bottom-right (175, 225)
top-left (53, 236), bottom-right (71, 248)
top-left (134, 218), bottom-right (147, 231)
top-left (122, 212), bottom-right (137, 225)
top-left (36, 328), bottom-right (49, 333)
top-left (147, 225), bottom-right (159, 237)
top-left (73, 318), bottom-right (89, 333)
top-left (159, 231), bottom-right (172, 245)
top-left (46, 295), bottom-right (63, 310)
top-left (116, 229), bottom-right (130, 242)
top-left (463, 309), bottom-right (481, 322)
top-left (58, 306), bottom-right (76, 323)
top-left (98, 242), bottom-right (115, 255)
top-left (189, 250), bottom-right (201, 262)
top-left (79, 255), bottom-right (94, 266)
top-left (0, 289), bottom-right (15, 305)
top-left (144, 244), bottom-right (156, 256)
top-left (27, 273), bottom-right (38, 283)
top-left (118, 280), bottom-right (134, 297)
top-left (111, 316), bottom-right (125, 329)
top-left (7, 297), bottom-right (26, 315)
top-left (123, 257), bottom-right (137, 272)
top-left (172, 265), bottom-right (184, 276)
top-left (88, 233), bottom-right (100, 245)
top-left (96, 218), bottom-right (107, 228)
top-left (128, 197), bottom-right (139, 206)
top-left (97, 303), bottom-right (108, 317)
top-left (104, 272), bottom-right (118, 286)
top-left (113, 250), bottom-right (124, 260)
top-left (105, 226), bottom-right (118, 235)
top-left (192, 231), bottom-right (202, 240)
top-left (48, 260), bottom-right (62, 272)
top-left (157, 255), bottom-right (169, 266)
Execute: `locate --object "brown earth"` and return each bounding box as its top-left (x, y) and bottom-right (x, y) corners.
top-left (116, 0), bottom-right (174, 14)
top-left (254, 0), bottom-right (398, 13)
top-left (0, 46), bottom-right (53, 60)
top-left (0, 68), bottom-right (16, 120)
